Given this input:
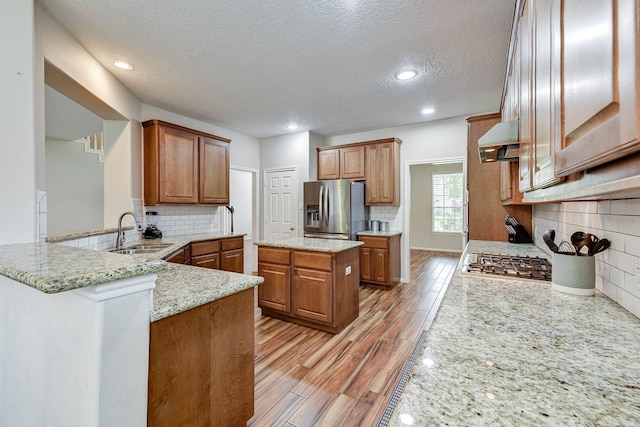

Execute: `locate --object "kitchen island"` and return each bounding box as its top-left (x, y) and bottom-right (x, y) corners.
top-left (385, 241), bottom-right (640, 426)
top-left (0, 240), bottom-right (263, 427)
top-left (255, 237), bottom-right (363, 333)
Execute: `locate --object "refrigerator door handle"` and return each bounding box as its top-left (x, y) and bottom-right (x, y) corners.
top-left (318, 184), bottom-right (324, 228)
top-left (325, 186), bottom-right (330, 226)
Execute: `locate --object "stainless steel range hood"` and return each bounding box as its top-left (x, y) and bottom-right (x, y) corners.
top-left (477, 120), bottom-right (520, 163)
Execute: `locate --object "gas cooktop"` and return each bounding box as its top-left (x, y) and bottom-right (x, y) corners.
top-left (463, 253), bottom-right (552, 282)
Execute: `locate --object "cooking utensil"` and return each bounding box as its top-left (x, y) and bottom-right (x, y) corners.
top-left (582, 233), bottom-right (598, 255)
top-left (542, 229), bottom-right (558, 253)
top-left (590, 238), bottom-right (610, 255)
top-left (570, 231), bottom-right (587, 255)
top-left (558, 240), bottom-right (575, 255)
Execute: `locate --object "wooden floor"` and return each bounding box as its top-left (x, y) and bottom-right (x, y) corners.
top-left (248, 250), bottom-right (459, 427)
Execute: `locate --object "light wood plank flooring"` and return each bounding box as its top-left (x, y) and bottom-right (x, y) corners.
top-left (249, 250), bottom-right (459, 427)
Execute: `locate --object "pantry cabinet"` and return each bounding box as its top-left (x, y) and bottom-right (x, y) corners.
top-left (257, 246), bottom-right (359, 334)
top-left (143, 120), bottom-right (230, 206)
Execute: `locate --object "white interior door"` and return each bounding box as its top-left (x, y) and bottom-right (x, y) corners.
top-left (264, 168), bottom-right (297, 241)
top-left (229, 166), bottom-right (257, 273)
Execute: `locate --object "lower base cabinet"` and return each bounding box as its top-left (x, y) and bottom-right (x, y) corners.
top-left (164, 236), bottom-right (244, 273)
top-left (358, 234), bottom-right (401, 289)
top-left (257, 246), bottom-right (359, 334)
top-left (147, 288), bottom-right (254, 426)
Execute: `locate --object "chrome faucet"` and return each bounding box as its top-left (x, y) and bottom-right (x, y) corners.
top-left (116, 211), bottom-right (142, 249)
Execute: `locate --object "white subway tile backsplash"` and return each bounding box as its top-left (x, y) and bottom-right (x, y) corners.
top-left (533, 197), bottom-right (640, 320)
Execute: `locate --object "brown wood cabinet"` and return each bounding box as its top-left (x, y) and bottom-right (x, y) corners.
top-left (220, 236), bottom-right (244, 273)
top-left (257, 246), bottom-right (359, 334)
top-left (148, 288), bottom-right (254, 427)
top-left (316, 138), bottom-right (401, 206)
top-left (164, 237), bottom-right (244, 273)
top-left (365, 140), bottom-right (400, 205)
top-left (358, 234), bottom-right (400, 289)
top-left (143, 120), bottom-right (230, 206)
top-left (317, 145), bottom-right (366, 180)
top-left (554, 0), bottom-right (640, 176)
top-left (467, 113), bottom-right (532, 241)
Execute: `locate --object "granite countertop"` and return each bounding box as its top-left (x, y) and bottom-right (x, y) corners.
top-left (357, 230), bottom-right (402, 237)
top-left (0, 233), bottom-right (263, 322)
top-left (253, 236), bottom-right (363, 252)
top-left (0, 242), bottom-right (165, 294)
top-left (107, 233), bottom-right (262, 322)
top-left (389, 240), bottom-right (640, 426)
top-left (151, 262), bottom-right (263, 322)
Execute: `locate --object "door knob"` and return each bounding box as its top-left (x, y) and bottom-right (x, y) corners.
top-left (290, 226), bottom-right (295, 231)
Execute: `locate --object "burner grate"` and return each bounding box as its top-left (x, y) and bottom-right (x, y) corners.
top-left (465, 253), bottom-right (552, 282)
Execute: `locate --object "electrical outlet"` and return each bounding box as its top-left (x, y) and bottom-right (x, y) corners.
top-left (635, 259), bottom-right (640, 294)
top-left (345, 265), bottom-right (352, 276)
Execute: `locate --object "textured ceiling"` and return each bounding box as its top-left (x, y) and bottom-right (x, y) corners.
top-left (38, 0), bottom-right (516, 139)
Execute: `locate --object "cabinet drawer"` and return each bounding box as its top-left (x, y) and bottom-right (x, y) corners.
top-left (359, 236), bottom-right (389, 249)
top-left (293, 251), bottom-right (333, 271)
top-left (221, 236), bottom-right (243, 251)
top-left (258, 247), bottom-right (290, 265)
top-left (192, 253), bottom-right (220, 270)
top-left (191, 240), bottom-right (220, 256)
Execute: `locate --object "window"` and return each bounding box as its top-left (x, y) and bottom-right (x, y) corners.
top-left (432, 173), bottom-right (463, 233)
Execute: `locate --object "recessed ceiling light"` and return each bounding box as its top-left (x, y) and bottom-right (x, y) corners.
top-left (112, 60), bottom-right (133, 70)
top-left (396, 70), bottom-right (417, 80)
top-left (286, 124), bottom-right (299, 130)
top-left (421, 108), bottom-right (435, 114)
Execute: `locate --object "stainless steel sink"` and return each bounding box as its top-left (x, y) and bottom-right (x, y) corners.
top-left (109, 243), bottom-right (174, 255)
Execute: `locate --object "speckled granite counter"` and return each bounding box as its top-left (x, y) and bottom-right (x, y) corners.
top-left (151, 262), bottom-right (262, 321)
top-left (387, 240), bottom-right (640, 426)
top-left (357, 230), bottom-right (402, 237)
top-left (0, 242), bottom-right (165, 293)
top-left (108, 233), bottom-right (262, 322)
top-left (253, 236), bottom-right (363, 252)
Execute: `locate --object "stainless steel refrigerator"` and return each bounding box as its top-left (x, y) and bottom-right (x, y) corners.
top-left (304, 180), bottom-right (368, 240)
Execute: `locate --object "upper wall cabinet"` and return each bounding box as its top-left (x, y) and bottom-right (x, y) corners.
top-left (555, 0), bottom-right (640, 175)
top-left (365, 140), bottom-right (401, 206)
top-left (317, 145), bottom-right (366, 180)
top-left (317, 138), bottom-right (401, 206)
top-left (143, 120), bottom-right (230, 206)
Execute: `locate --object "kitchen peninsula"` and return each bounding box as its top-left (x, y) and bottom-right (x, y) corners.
top-left (255, 237), bottom-right (363, 333)
top-left (0, 240), bottom-right (263, 427)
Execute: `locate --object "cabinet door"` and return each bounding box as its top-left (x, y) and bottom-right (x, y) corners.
top-left (258, 263), bottom-right (291, 313)
top-left (556, 0), bottom-right (640, 175)
top-left (292, 268), bottom-right (332, 324)
top-left (221, 248), bottom-right (244, 273)
top-left (318, 149), bottom-right (340, 180)
top-left (158, 126), bottom-right (199, 204)
top-left (192, 253), bottom-right (220, 270)
top-left (365, 142), bottom-right (398, 205)
top-left (340, 146), bottom-right (365, 180)
top-left (199, 137), bottom-right (229, 204)
top-left (532, 0), bottom-right (562, 189)
top-left (372, 249), bottom-right (389, 283)
top-left (518, 0), bottom-right (533, 193)
top-left (359, 247), bottom-right (373, 282)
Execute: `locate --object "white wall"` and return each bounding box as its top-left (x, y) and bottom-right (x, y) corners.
top-left (410, 163), bottom-right (464, 252)
top-left (0, 1), bottom-right (36, 244)
top-left (325, 116), bottom-right (469, 281)
top-left (45, 137), bottom-right (104, 233)
top-left (308, 131), bottom-right (324, 181)
top-left (260, 131), bottom-right (312, 238)
top-left (533, 199), bottom-right (640, 319)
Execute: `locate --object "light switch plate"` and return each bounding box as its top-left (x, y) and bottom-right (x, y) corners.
top-left (345, 265), bottom-right (352, 276)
